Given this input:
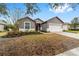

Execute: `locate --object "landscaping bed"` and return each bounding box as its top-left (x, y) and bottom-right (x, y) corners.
top-left (2, 31), bottom-right (42, 38)
top-left (0, 33), bottom-right (79, 56)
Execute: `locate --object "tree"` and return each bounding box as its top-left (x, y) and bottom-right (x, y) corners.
top-left (49, 3), bottom-right (79, 10)
top-left (70, 17), bottom-right (79, 30)
top-left (3, 7), bottom-right (25, 31)
top-left (24, 3), bottom-right (40, 16)
top-left (0, 3), bottom-right (8, 15)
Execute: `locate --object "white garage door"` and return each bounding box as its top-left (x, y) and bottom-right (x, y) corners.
top-left (49, 24), bottom-right (63, 32)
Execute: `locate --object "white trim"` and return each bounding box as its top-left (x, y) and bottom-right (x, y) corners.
top-left (24, 22), bottom-right (31, 30)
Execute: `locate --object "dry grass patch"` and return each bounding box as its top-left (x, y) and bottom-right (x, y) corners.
top-left (0, 33), bottom-right (79, 56)
top-left (0, 32), bottom-right (7, 37)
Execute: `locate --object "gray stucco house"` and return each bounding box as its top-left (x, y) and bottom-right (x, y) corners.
top-left (16, 16), bottom-right (68, 32)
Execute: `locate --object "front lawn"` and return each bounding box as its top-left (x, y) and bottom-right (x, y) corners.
top-left (0, 33), bottom-right (79, 56)
top-left (0, 32), bottom-right (7, 37)
top-left (63, 30), bottom-right (79, 33)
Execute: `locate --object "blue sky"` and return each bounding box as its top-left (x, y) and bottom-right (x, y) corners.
top-left (2, 3), bottom-right (79, 23)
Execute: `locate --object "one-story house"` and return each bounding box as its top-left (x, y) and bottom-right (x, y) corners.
top-left (16, 16), bottom-right (69, 32)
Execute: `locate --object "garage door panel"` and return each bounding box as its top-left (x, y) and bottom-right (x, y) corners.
top-left (49, 25), bottom-right (63, 32)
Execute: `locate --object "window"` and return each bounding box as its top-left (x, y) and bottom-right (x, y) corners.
top-left (25, 23), bottom-right (30, 29)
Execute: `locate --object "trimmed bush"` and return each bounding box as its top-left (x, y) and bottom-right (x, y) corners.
top-left (2, 31), bottom-right (42, 38)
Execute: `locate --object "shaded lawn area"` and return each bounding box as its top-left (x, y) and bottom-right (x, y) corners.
top-left (0, 33), bottom-right (79, 56)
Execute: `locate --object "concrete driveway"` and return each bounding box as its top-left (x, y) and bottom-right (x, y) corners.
top-left (55, 32), bottom-right (79, 39)
top-left (55, 32), bottom-right (79, 56)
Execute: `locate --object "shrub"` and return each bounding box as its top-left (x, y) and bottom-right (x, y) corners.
top-left (40, 30), bottom-right (49, 33)
top-left (2, 31), bottom-right (42, 38)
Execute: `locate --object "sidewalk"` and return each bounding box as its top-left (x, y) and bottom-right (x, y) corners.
top-left (56, 47), bottom-right (79, 56)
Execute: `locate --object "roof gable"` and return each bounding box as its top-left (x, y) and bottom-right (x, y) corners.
top-left (16, 17), bottom-right (36, 25)
top-left (42, 17), bottom-right (64, 24)
top-left (17, 17), bottom-right (35, 22)
top-left (0, 20), bottom-right (6, 25)
top-left (34, 18), bottom-right (44, 23)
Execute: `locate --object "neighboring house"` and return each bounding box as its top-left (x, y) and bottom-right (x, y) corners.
top-left (69, 25), bottom-right (79, 30)
top-left (16, 16), bottom-right (69, 32)
top-left (63, 23), bottom-right (70, 30)
top-left (0, 20), bottom-right (6, 31)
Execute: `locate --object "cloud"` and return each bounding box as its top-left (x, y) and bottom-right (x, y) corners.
top-left (49, 4), bottom-right (73, 13)
top-left (67, 8), bottom-right (73, 12)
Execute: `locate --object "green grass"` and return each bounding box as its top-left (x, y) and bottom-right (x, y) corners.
top-left (63, 30), bottom-right (79, 33)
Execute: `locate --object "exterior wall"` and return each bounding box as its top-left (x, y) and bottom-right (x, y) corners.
top-left (41, 23), bottom-right (48, 31)
top-left (48, 18), bottom-right (63, 32)
top-left (48, 23), bottom-right (63, 32)
top-left (19, 28), bottom-right (35, 32)
top-left (41, 17), bottom-right (64, 32)
top-left (47, 17), bottom-right (63, 24)
top-left (18, 18), bottom-right (36, 32)
top-left (0, 24), bottom-right (4, 31)
top-left (63, 24), bottom-right (69, 30)
top-left (76, 27), bottom-right (79, 29)
top-left (70, 25), bottom-right (79, 30)
top-left (35, 19), bottom-right (43, 23)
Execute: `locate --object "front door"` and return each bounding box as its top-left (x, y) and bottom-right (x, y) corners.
top-left (36, 23), bottom-right (41, 31)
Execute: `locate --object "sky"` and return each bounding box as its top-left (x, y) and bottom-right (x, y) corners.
top-left (1, 3), bottom-right (79, 23)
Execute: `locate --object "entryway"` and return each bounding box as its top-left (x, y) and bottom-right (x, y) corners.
top-left (36, 23), bottom-right (41, 31)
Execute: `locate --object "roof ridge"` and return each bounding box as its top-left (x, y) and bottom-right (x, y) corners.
top-left (17, 16), bottom-right (35, 22)
top-left (34, 18), bottom-right (44, 22)
top-left (42, 16), bottom-right (64, 24)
